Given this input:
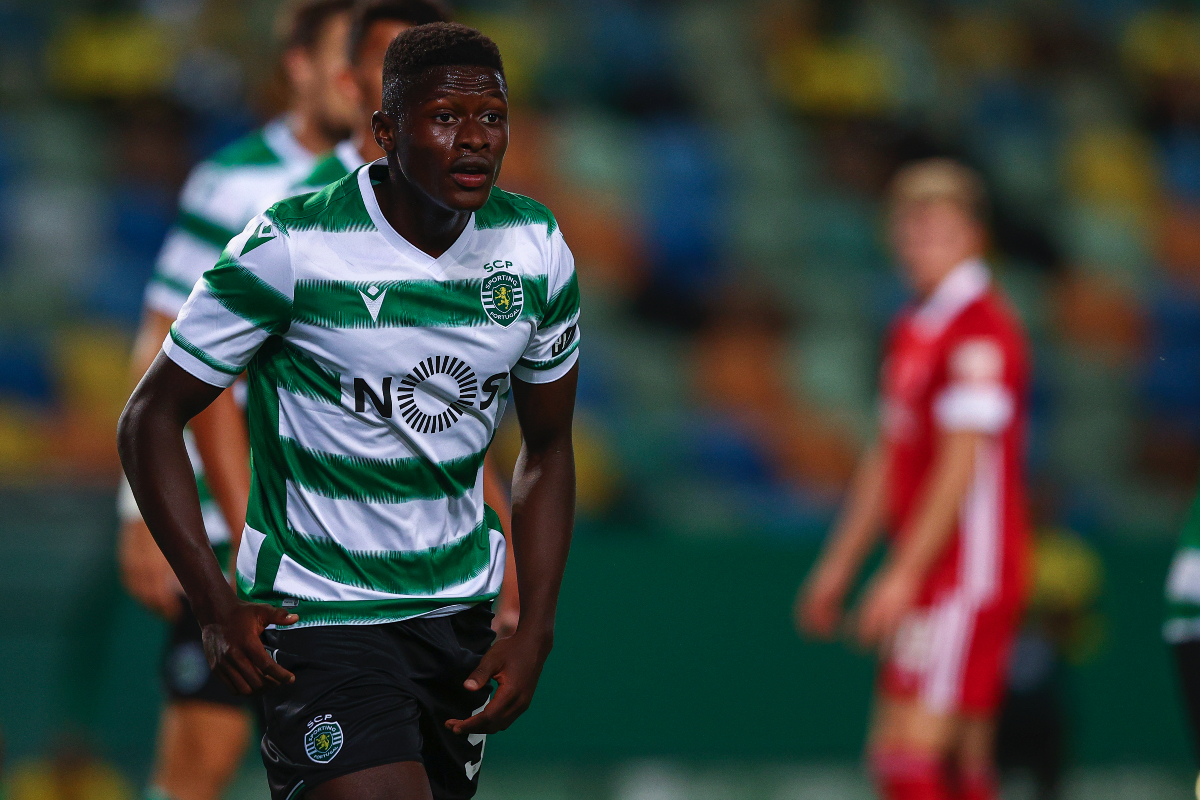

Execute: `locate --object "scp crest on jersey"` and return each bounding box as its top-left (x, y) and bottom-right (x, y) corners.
top-left (304, 718), bottom-right (343, 763)
top-left (481, 272), bottom-right (523, 326)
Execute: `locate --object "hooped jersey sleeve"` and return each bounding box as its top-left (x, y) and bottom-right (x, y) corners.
top-left (933, 336), bottom-right (1014, 434)
top-left (512, 227), bottom-right (580, 384)
top-left (144, 165), bottom-right (240, 318)
top-left (163, 213), bottom-right (294, 387)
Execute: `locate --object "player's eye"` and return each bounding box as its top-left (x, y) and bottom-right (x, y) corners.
top-left (434, 112), bottom-right (455, 123)
top-left (482, 112), bottom-right (503, 124)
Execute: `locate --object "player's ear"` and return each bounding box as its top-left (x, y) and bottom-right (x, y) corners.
top-left (371, 110), bottom-right (397, 153)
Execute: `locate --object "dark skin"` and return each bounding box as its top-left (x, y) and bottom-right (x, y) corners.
top-left (118, 65), bottom-right (577, 800)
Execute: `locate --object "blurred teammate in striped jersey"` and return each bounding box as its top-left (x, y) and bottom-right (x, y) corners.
top-left (119, 4), bottom-right (355, 799)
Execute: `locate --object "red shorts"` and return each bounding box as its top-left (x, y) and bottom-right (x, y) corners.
top-left (879, 592), bottom-right (1020, 716)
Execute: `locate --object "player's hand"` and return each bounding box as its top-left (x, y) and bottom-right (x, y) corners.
top-left (118, 519), bottom-right (184, 621)
top-left (795, 561), bottom-right (850, 639)
top-left (853, 562), bottom-right (920, 649)
top-left (201, 601), bottom-right (299, 696)
top-left (444, 629), bottom-right (551, 735)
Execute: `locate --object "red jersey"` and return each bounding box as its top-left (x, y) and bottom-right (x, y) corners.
top-left (880, 259), bottom-right (1030, 610)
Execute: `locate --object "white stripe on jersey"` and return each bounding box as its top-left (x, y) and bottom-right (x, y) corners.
top-left (285, 479), bottom-right (486, 554)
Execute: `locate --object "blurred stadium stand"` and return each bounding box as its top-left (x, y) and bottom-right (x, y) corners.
top-left (4, 0), bottom-right (1200, 797)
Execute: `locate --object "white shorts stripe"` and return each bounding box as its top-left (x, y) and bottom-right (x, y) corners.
top-left (920, 594), bottom-right (974, 714)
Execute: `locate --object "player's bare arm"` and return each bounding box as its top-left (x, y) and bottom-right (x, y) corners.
top-left (126, 307), bottom-right (250, 578)
top-left (448, 366), bottom-right (577, 735)
top-left (118, 355), bottom-right (298, 695)
top-left (855, 428), bottom-right (985, 647)
top-left (797, 443), bottom-right (889, 638)
top-left (188, 387), bottom-right (251, 566)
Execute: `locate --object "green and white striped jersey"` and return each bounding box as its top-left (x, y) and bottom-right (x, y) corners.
top-left (291, 139), bottom-right (363, 195)
top-left (1166, 489), bottom-right (1200, 642)
top-left (165, 163), bottom-right (580, 627)
top-left (144, 117), bottom-right (318, 318)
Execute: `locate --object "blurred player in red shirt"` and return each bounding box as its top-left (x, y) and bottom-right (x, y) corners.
top-left (796, 159), bottom-right (1030, 800)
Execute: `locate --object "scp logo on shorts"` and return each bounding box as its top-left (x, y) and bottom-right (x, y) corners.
top-left (304, 714), bottom-right (343, 763)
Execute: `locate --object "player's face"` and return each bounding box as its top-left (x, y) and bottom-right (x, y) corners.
top-left (290, 12), bottom-right (356, 139)
top-left (890, 200), bottom-right (985, 295)
top-left (375, 66), bottom-right (508, 213)
top-left (350, 20), bottom-right (414, 118)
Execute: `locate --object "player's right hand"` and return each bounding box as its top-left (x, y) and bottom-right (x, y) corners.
top-left (201, 601), bottom-right (299, 695)
top-left (118, 519), bottom-right (184, 621)
top-left (795, 564), bottom-right (848, 639)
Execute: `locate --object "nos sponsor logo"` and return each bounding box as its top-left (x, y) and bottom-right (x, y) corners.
top-left (354, 360), bottom-right (508, 432)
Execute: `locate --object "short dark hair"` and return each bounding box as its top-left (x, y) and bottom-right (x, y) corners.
top-left (277, 0), bottom-right (355, 51)
top-left (348, 0), bottom-right (453, 64)
top-left (381, 22), bottom-right (505, 116)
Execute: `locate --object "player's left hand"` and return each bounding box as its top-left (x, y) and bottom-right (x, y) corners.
top-left (853, 562), bottom-right (921, 649)
top-left (445, 629), bottom-right (551, 735)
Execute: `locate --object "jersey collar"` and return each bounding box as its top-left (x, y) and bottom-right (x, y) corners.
top-left (357, 160), bottom-right (476, 277)
top-left (912, 258), bottom-right (990, 336)
top-left (263, 116), bottom-right (317, 171)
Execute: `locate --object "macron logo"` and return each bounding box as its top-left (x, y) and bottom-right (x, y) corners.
top-left (359, 285), bottom-right (386, 322)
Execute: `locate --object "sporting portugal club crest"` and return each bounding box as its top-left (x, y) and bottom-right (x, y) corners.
top-left (304, 718), bottom-right (343, 763)
top-left (481, 272), bottom-right (523, 326)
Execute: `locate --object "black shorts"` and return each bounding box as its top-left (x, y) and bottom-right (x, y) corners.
top-left (162, 599), bottom-right (251, 709)
top-left (259, 604), bottom-right (495, 800)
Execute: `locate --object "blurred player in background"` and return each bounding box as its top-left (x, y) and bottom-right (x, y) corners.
top-left (118, 2), bottom-right (356, 799)
top-left (796, 159), bottom-right (1031, 800)
top-left (291, 0), bottom-right (523, 637)
top-left (1164, 493), bottom-right (1200, 773)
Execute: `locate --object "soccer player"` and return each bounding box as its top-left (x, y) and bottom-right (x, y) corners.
top-left (119, 23), bottom-right (578, 800)
top-left (118, 3), bottom-right (356, 799)
top-left (290, 0), bottom-right (524, 638)
top-left (795, 159), bottom-right (1030, 800)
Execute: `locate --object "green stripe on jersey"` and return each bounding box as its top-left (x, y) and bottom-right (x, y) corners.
top-left (543, 272), bottom-right (579, 328)
top-left (267, 174), bottom-right (374, 234)
top-left (176, 211), bottom-right (239, 250)
top-left (272, 341), bottom-right (341, 404)
top-left (476, 188), bottom-right (558, 238)
top-left (149, 271), bottom-right (195, 299)
top-left (169, 326), bottom-right (241, 375)
top-left (294, 278), bottom-right (540, 328)
top-left (209, 129), bottom-right (281, 167)
top-left (281, 438), bottom-right (485, 503)
top-left (255, 595), bottom-right (498, 627)
top-left (205, 255), bottom-right (292, 335)
top-left (519, 336), bottom-right (579, 372)
top-left (283, 507), bottom-right (500, 595)
top-left (298, 153), bottom-right (352, 189)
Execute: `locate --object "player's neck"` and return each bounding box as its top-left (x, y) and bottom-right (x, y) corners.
top-left (372, 164), bottom-right (471, 259)
top-left (288, 110), bottom-right (341, 156)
